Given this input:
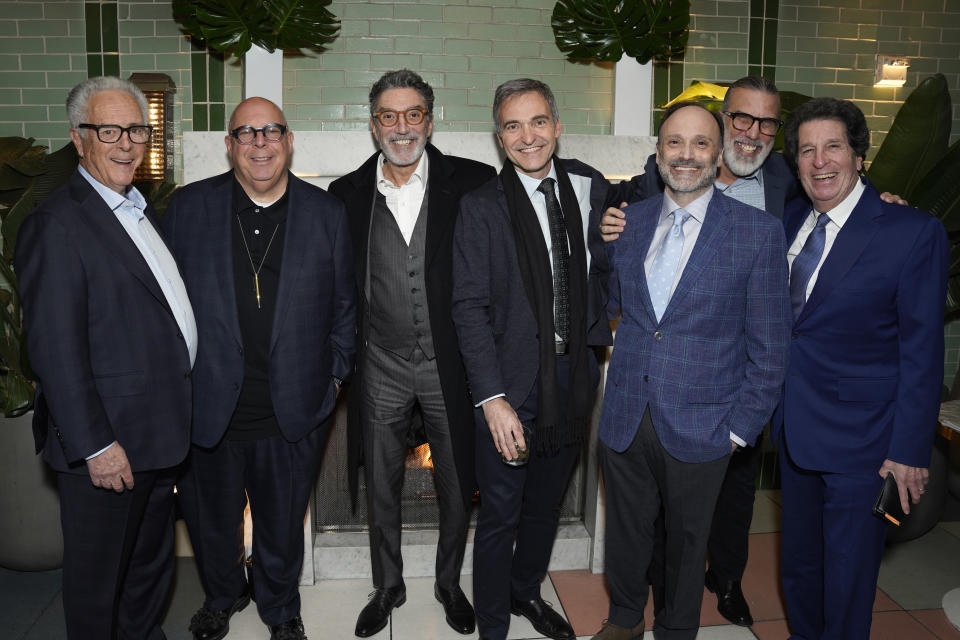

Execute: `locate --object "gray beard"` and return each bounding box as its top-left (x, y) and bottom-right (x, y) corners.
top-left (722, 141), bottom-right (771, 177)
top-left (381, 135), bottom-right (427, 167)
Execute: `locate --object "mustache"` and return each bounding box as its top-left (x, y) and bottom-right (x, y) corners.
top-left (386, 133), bottom-right (420, 142)
top-left (669, 159), bottom-right (705, 169)
top-left (732, 135), bottom-right (766, 149)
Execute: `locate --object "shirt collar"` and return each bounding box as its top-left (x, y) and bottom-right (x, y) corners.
top-left (232, 174), bottom-right (289, 223)
top-left (516, 162), bottom-right (558, 201)
top-left (661, 186), bottom-right (713, 224)
top-left (78, 164), bottom-right (146, 217)
top-left (814, 177), bottom-right (866, 228)
top-left (376, 150), bottom-right (428, 190)
top-left (715, 166), bottom-right (763, 192)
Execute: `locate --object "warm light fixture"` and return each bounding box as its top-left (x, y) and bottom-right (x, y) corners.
top-left (129, 73), bottom-right (176, 181)
top-left (874, 55), bottom-right (909, 88)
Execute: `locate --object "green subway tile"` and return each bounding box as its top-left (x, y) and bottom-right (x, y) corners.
top-left (0, 88), bottom-right (20, 103)
top-left (85, 1), bottom-right (100, 52)
top-left (296, 104), bottom-right (345, 120)
top-left (748, 64), bottom-right (762, 77)
top-left (343, 4), bottom-right (393, 20)
top-left (443, 105), bottom-right (491, 121)
top-left (433, 88), bottom-right (468, 105)
top-left (339, 19), bottom-right (369, 36)
top-left (903, 26), bottom-right (941, 42)
top-left (493, 41), bottom-right (541, 58)
top-left (283, 86), bottom-right (322, 103)
top-left (101, 1), bottom-right (118, 53)
top-left (816, 53), bottom-right (853, 68)
top-left (0, 55), bottom-right (18, 71)
top-left (796, 7), bottom-right (840, 23)
top-left (209, 54), bottom-right (225, 103)
top-left (670, 60), bottom-right (685, 98)
top-left (0, 36), bottom-right (41, 54)
top-left (193, 103), bottom-right (208, 131)
top-left (762, 18), bottom-right (778, 67)
top-left (209, 103), bottom-right (225, 132)
top-left (492, 8), bottom-right (543, 24)
top-left (129, 36), bottom-right (182, 55)
top-left (813, 84), bottom-right (854, 99)
top-left (684, 63), bottom-right (719, 83)
top-left (749, 0), bottom-right (764, 16)
top-left (796, 37), bottom-right (833, 53)
top-left (46, 70), bottom-right (88, 88)
top-left (748, 17), bottom-right (763, 65)
top-left (853, 85), bottom-right (898, 101)
top-left (319, 53), bottom-right (371, 71)
top-left (0, 21), bottom-right (15, 37)
top-left (765, 0), bottom-right (778, 21)
top-left (369, 53), bottom-right (420, 70)
top-left (344, 37), bottom-right (394, 53)
top-left (517, 57), bottom-right (564, 74)
top-left (445, 39), bottom-right (492, 56)
top-left (321, 121), bottom-right (370, 132)
top-left (469, 23), bottom-right (517, 40)
top-left (343, 104), bottom-right (370, 120)
top-left (5, 3), bottom-right (43, 19)
top-left (394, 37), bottom-right (443, 54)
top-left (321, 87), bottom-right (370, 104)
top-left (515, 25), bottom-right (555, 41)
top-left (421, 55), bottom-right (469, 72)
top-left (717, 0), bottom-right (747, 17)
top-left (693, 16), bottom-right (740, 32)
top-left (20, 88), bottom-right (70, 104)
top-left (125, 4), bottom-right (171, 21)
top-left (444, 73), bottom-right (494, 89)
top-left (881, 11), bottom-right (922, 27)
top-left (20, 19), bottom-right (67, 37)
top-left (45, 36), bottom-right (86, 55)
top-left (471, 56), bottom-right (516, 73)
top-left (0, 122), bottom-right (24, 136)
top-left (797, 68), bottom-right (841, 85)
top-left (691, 32), bottom-right (719, 48)
top-left (103, 52), bottom-right (118, 76)
top-left (46, 103), bottom-right (66, 123)
top-left (44, 3), bottom-right (85, 20)
top-left (920, 42), bottom-right (959, 58)
top-left (820, 22), bottom-right (859, 39)
top-left (394, 5), bottom-right (437, 20)
top-left (777, 21), bottom-right (814, 38)
top-left (468, 88), bottom-right (494, 106)
top-left (563, 92), bottom-right (611, 109)
top-left (153, 53), bottom-right (190, 69)
top-left (295, 70), bottom-right (344, 86)
top-left (838, 39), bottom-right (877, 55)
top-left (192, 52), bottom-right (207, 102)
top-left (154, 20), bottom-right (184, 39)
top-left (443, 6), bottom-right (491, 22)
top-left (369, 20), bottom-right (420, 36)
top-left (420, 22), bottom-right (468, 38)
top-left (87, 53), bottom-right (102, 77)
top-left (836, 69), bottom-right (873, 85)
top-left (22, 122), bottom-right (71, 140)
top-left (0, 105), bottom-right (49, 121)
top-left (653, 61), bottom-right (669, 106)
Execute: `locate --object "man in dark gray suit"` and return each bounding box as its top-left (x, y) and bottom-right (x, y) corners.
top-left (328, 69), bottom-right (495, 638)
top-left (452, 78), bottom-right (614, 640)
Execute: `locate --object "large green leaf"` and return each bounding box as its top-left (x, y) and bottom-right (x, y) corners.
top-left (172, 0), bottom-right (339, 56)
top-left (911, 139), bottom-right (960, 227)
top-left (552, 0), bottom-right (689, 63)
top-left (866, 74), bottom-right (952, 200)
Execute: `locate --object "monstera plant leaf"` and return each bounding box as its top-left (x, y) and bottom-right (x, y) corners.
top-left (867, 74), bottom-right (952, 200)
top-left (172, 0), bottom-right (339, 57)
top-left (552, 0), bottom-right (690, 63)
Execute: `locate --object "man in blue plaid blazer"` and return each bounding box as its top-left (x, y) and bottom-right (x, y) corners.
top-left (593, 102), bottom-right (791, 640)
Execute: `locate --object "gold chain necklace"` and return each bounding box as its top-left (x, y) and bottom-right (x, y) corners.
top-left (236, 214), bottom-right (280, 309)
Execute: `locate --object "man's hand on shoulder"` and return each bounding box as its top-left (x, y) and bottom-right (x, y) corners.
top-left (481, 397), bottom-right (526, 461)
top-left (87, 443), bottom-right (134, 493)
top-left (879, 191), bottom-right (908, 206)
top-left (601, 203), bottom-right (628, 242)
top-left (879, 459), bottom-right (929, 515)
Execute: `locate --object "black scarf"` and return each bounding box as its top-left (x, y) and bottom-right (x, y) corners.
top-left (500, 159), bottom-right (594, 452)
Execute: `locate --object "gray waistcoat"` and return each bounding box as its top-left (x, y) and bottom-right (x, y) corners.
top-left (367, 188), bottom-right (435, 360)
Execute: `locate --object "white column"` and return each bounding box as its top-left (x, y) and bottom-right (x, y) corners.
top-left (243, 44), bottom-right (283, 108)
top-left (613, 57), bottom-right (653, 137)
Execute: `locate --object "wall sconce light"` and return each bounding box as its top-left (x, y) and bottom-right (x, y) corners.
top-left (874, 55), bottom-right (909, 88)
top-left (129, 73), bottom-right (176, 182)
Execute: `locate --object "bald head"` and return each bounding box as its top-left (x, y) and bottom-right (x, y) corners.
top-left (225, 97), bottom-right (293, 203)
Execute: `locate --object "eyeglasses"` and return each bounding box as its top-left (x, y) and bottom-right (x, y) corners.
top-left (229, 123), bottom-right (288, 144)
top-left (78, 123), bottom-right (152, 144)
top-left (722, 111), bottom-right (783, 136)
top-left (372, 108), bottom-right (429, 127)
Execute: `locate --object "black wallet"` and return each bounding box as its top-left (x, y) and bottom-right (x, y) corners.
top-left (872, 473), bottom-right (907, 527)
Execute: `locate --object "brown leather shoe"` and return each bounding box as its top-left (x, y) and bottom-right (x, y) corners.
top-left (591, 619), bottom-right (644, 639)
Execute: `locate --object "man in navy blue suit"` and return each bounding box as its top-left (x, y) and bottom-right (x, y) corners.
top-left (594, 102), bottom-right (791, 640)
top-left (452, 78), bottom-right (614, 640)
top-left (774, 98), bottom-right (947, 640)
top-left (16, 76), bottom-right (197, 639)
top-left (164, 97), bottom-right (355, 640)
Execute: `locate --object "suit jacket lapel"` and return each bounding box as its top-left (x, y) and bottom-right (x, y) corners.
top-left (424, 145), bottom-right (456, 269)
top-left (628, 195), bottom-right (663, 323)
top-left (69, 172), bottom-right (171, 315)
top-left (205, 175), bottom-right (242, 344)
top-left (271, 176), bottom-right (310, 352)
top-left (660, 191), bottom-right (733, 323)
top-left (797, 184), bottom-right (880, 324)
top-left (762, 162), bottom-right (787, 220)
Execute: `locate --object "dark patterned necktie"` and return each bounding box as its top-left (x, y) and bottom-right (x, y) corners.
top-left (790, 212), bottom-right (830, 320)
top-left (537, 178), bottom-right (569, 342)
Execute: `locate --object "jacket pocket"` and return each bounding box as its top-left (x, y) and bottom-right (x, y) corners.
top-left (94, 371), bottom-right (147, 398)
top-left (687, 384), bottom-right (739, 404)
top-left (837, 377), bottom-right (898, 403)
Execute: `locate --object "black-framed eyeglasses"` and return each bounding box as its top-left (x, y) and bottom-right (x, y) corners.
top-left (78, 123), bottom-right (152, 144)
top-left (722, 111), bottom-right (783, 136)
top-left (229, 123), bottom-right (288, 144)
top-left (372, 107), bottom-right (429, 127)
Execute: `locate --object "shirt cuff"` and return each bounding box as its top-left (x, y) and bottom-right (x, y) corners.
top-left (476, 393), bottom-right (506, 408)
top-left (86, 441), bottom-right (117, 460)
top-left (730, 432), bottom-right (747, 448)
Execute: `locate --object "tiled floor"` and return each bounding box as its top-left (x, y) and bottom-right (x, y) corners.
top-left (3, 490), bottom-right (960, 639)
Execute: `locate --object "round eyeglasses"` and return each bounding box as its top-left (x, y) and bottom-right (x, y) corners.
top-left (78, 123), bottom-right (152, 144)
top-left (372, 108), bottom-right (428, 127)
top-left (229, 123), bottom-right (288, 144)
top-left (722, 111), bottom-right (783, 136)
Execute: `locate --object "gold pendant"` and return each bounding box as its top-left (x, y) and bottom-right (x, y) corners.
top-left (254, 273), bottom-right (261, 309)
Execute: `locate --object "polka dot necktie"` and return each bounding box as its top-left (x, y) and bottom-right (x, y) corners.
top-left (648, 208), bottom-right (690, 322)
top-left (537, 178), bottom-right (570, 343)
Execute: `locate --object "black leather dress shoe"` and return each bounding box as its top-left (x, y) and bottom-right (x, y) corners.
top-left (704, 569), bottom-right (753, 627)
top-left (510, 597), bottom-right (575, 640)
top-left (188, 590), bottom-right (251, 640)
top-left (355, 585), bottom-right (406, 637)
top-left (270, 615), bottom-right (307, 640)
top-left (434, 583), bottom-right (476, 634)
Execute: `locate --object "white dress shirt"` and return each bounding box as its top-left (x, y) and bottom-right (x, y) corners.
top-left (787, 179), bottom-right (865, 302)
top-left (376, 151), bottom-right (428, 245)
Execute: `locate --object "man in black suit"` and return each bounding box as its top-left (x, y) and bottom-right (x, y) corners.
top-left (164, 97), bottom-right (356, 640)
top-left (452, 78), bottom-right (613, 640)
top-left (328, 69), bottom-right (495, 638)
top-left (15, 76), bottom-right (197, 639)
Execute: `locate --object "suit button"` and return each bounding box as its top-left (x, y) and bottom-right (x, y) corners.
top-left (791, 331), bottom-right (799, 338)
top-left (643, 375), bottom-right (649, 382)
top-left (177, 332), bottom-right (183, 339)
top-left (184, 372), bottom-right (191, 379)
top-left (654, 331), bottom-right (663, 340)
top-left (409, 271), bottom-right (416, 277)
top-left (238, 347), bottom-right (244, 356)
top-left (234, 383), bottom-right (240, 390)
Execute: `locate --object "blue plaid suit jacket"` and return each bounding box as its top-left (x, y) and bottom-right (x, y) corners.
top-left (599, 189), bottom-right (791, 463)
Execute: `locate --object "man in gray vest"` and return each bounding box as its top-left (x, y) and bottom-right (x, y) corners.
top-left (329, 69), bottom-right (495, 638)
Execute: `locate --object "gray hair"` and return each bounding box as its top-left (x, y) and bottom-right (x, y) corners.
top-left (492, 78), bottom-right (559, 134)
top-left (721, 75), bottom-right (779, 112)
top-left (66, 76), bottom-right (149, 134)
top-left (369, 69), bottom-right (434, 118)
